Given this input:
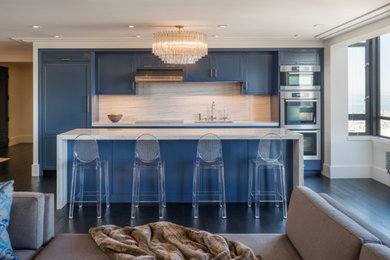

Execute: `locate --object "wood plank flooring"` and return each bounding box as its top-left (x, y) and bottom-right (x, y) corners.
top-left (1, 143), bottom-right (390, 236)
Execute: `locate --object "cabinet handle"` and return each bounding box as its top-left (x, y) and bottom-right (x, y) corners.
top-left (209, 69), bottom-right (213, 78)
top-left (132, 82), bottom-right (135, 90)
top-left (245, 82), bottom-right (248, 90)
top-left (59, 58), bottom-right (70, 61)
top-left (144, 65), bottom-right (152, 68)
top-left (86, 96), bottom-right (90, 113)
top-left (214, 69), bottom-right (217, 77)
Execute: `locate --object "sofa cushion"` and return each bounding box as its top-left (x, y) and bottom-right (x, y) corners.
top-left (320, 193), bottom-right (390, 247)
top-left (0, 180), bottom-right (17, 260)
top-left (8, 192), bottom-right (45, 250)
top-left (13, 249), bottom-right (38, 260)
top-left (34, 234), bottom-right (110, 260)
top-left (359, 244), bottom-right (390, 260)
top-left (43, 194), bottom-right (55, 244)
top-left (286, 186), bottom-right (381, 260)
top-left (222, 233), bottom-right (301, 260)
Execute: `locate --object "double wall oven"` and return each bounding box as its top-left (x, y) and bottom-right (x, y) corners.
top-left (280, 65), bottom-right (321, 160)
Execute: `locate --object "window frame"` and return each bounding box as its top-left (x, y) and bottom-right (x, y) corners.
top-left (348, 36), bottom-right (390, 139)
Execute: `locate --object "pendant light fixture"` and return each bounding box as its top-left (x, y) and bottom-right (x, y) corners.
top-left (152, 25), bottom-right (208, 64)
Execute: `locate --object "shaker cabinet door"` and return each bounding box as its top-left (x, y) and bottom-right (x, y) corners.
top-left (96, 53), bottom-right (135, 94)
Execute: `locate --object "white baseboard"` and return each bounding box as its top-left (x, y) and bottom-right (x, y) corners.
top-left (323, 164), bottom-right (371, 178)
top-left (31, 163), bottom-right (40, 176)
top-left (9, 135), bottom-right (33, 146)
top-left (371, 166), bottom-right (390, 186)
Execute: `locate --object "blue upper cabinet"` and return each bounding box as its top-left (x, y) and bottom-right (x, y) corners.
top-left (184, 55), bottom-right (213, 81)
top-left (279, 49), bottom-right (321, 65)
top-left (242, 53), bottom-right (275, 95)
top-left (185, 53), bottom-right (242, 82)
top-left (136, 53), bottom-right (163, 69)
top-left (212, 54), bottom-right (243, 81)
top-left (96, 53), bottom-right (136, 95)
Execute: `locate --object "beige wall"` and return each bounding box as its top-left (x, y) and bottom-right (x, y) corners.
top-left (0, 62), bottom-right (33, 146)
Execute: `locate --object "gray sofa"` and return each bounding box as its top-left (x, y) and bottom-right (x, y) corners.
top-left (9, 187), bottom-right (390, 260)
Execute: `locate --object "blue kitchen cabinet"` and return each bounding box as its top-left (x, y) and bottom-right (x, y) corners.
top-left (185, 54), bottom-right (242, 82)
top-left (96, 53), bottom-right (136, 94)
top-left (39, 52), bottom-right (90, 171)
top-left (185, 56), bottom-right (213, 81)
top-left (279, 49), bottom-right (321, 65)
top-left (212, 54), bottom-right (243, 81)
top-left (136, 53), bottom-right (164, 68)
top-left (242, 53), bottom-right (275, 94)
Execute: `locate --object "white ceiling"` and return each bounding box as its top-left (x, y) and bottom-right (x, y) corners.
top-left (0, 0), bottom-right (389, 47)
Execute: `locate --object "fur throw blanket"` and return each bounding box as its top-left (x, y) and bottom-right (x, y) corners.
top-left (89, 222), bottom-right (261, 260)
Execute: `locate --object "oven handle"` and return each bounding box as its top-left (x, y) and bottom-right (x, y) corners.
top-left (284, 99), bottom-right (319, 102)
top-left (287, 71), bottom-right (315, 75)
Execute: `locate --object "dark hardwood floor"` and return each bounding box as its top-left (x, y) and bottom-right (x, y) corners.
top-left (1, 143), bottom-right (390, 236)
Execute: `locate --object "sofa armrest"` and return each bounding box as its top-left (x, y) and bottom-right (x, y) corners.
top-left (43, 193), bottom-right (55, 244)
top-left (8, 192), bottom-right (47, 250)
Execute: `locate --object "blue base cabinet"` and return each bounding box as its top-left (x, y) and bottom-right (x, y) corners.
top-left (39, 51), bottom-right (91, 171)
top-left (66, 139), bottom-right (294, 203)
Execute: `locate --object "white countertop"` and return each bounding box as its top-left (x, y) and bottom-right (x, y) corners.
top-left (58, 127), bottom-right (301, 140)
top-left (92, 120), bottom-right (279, 128)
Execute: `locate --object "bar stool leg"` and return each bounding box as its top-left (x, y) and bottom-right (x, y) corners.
top-left (280, 165), bottom-right (287, 219)
top-left (104, 161), bottom-right (110, 208)
top-left (96, 165), bottom-right (102, 219)
top-left (78, 167), bottom-right (85, 208)
top-left (273, 166), bottom-right (280, 208)
top-left (158, 165), bottom-right (163, 219)
top-left (248, 160), bottom-right (253, 208)
top-left (131, 166), bottom-right (138, 219)
top-left (69, 164), bottom-right (78, 219)
top-left (161, 162), bottom-right (166, 208)
top-left (219, 164), bottom-right (227, 219)
top-left (254, 165), bottom-right (260, 219)
top-left (193, 164), bottom-right (200, 218)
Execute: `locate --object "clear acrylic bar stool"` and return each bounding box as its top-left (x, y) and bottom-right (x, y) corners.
top-left (131, 134), bottom-right (166, 219)
top-left (193, 133), bottom-right (226, 219)
top-left (69, 134), bottom-right (110, 219)
top-left (248, 133), bottom-right (287, 219)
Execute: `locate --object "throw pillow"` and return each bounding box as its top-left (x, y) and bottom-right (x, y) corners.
top-left (0, 180), bottom-right (17, 260)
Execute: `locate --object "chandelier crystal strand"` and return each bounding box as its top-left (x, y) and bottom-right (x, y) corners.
top-left (152, 28), bottom-right (208, 64)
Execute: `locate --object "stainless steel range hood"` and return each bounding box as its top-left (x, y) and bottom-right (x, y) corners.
top-left (135, 69), bottom-right (183, 82)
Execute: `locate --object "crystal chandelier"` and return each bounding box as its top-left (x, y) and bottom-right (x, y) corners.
top-left (152, 26), bottom-right (208, 64)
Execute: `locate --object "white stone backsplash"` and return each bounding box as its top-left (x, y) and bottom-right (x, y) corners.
top-left (94, 82), bottom-right (273, 123)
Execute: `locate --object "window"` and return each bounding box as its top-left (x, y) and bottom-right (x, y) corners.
top-left (347, 33), bottom-right (390, 138)
top-left (348, 42), bottom-right (368, 134)
top-left (379, 34), bottom-right (390, 137)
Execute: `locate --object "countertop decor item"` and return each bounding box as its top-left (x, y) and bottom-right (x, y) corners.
top-left (152, 25), bottom-right (208, 64)
top-left (107, 114), bottom-right (123, 123)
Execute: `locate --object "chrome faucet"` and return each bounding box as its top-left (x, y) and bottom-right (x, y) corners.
top-left (211, 101), bottom-right (216, 121)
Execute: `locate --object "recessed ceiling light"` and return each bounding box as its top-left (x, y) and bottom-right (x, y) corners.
top-left (293, 34), bottom-right (299, 38)
top-left (128, 25), bottom-right (135, 29)
top-left (54, 35), bottom-right (60, 38)
top-left (211, 35), bottom-right (219, 38)
top-left (217, 24), bottom-right (227, 28)
top-left (135, 35), bottom-right (141, 38)
top-left (32, 25), bottom-right (41, 29)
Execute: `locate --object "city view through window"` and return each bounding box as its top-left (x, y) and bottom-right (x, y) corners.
top-left (348, 33), bottom-right (390, 137)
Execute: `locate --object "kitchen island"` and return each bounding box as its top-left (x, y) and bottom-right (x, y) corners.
top-left (56, 128), bottom-right (303, 209)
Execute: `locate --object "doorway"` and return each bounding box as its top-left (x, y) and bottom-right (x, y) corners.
top-left (0, 66), bottom-right (9, 148)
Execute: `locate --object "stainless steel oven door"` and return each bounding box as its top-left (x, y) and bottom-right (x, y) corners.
top-left (280, 65), bottom-right (321, 91)
top-left (280, 91), bottom-right (320, 129)
top-left (295, 129), bottom-right (321, 160)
